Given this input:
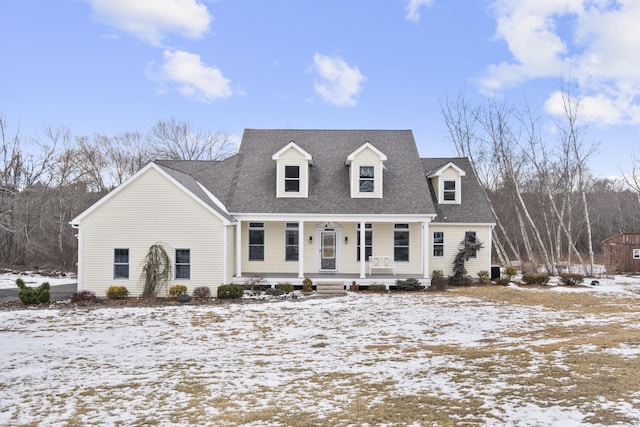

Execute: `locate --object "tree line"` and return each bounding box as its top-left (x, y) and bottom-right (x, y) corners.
top-left (0, 116), bottom-right (234, 270)
top-left (2, 94), bottom-right (639, 274)
top-left (441, 84), bottom-right (640, 275)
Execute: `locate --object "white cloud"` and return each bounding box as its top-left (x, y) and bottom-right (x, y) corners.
top-left (90, 0), bottom-right (211, 45)
top-left (148, 50), bottom-right (232, 102)
top-left (479, 0), bottom-right (640, 126)
top-left (405, 0), bottom-right (434, 22)
top-left (312, 53), bottom-right (366, 107)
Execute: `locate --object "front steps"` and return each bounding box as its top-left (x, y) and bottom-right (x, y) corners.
top-left (315, 281), bottom-right (346, 295)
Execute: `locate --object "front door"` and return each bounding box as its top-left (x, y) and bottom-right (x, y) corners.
top-left (320, 230), bottom-right (337, 271)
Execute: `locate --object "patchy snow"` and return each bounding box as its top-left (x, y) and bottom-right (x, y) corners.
top-left (1, 274), bottom-right (640, 425)
top-left (0, 271), bottom-right (76, 289)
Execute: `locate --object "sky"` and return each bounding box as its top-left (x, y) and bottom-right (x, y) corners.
top-left (2, 0), bottom-right (640, 178)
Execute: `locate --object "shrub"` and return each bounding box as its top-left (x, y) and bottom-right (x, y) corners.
top-left (367, 284), bottom-right (387, 293)
top-left (430, 277), bottom-right (448, 291)
top-left (302, 277), bottom-right (313, 293)
top-left (168, 285), bottom-right (188, 297)
top-left (521, 272), bottom-right (550, 285)
top-left (177, 294), bottom-right (192, 303)
top-left (495, 277), bottom-right (511, 286)
top-left (504, 266), bottom-right (518, 279)
top-left (448, 274), bottom-right (472, 286)
top-left (395, 277), bottom-right (424, 291)
top-left (16, 278), bottom-right (51, 305)
top-left (217, 284), bottom-right (244, 299)
top-left (265, 288), bottom-right (285, 296)
top-left (106, 285), bottom-right (129, 300)
top-left (71, 290), bottom-right (96, 304)
top-left (244, 276), bottom-right (269, 292)
top-left (192, 286), bottom-right (211, 299)
top-left (431, 269), bottom-right (444, 279)
top-left (477, 270), bottom-right (490, 284)
top-left (559, 273), bottom-right (584, 286)
top-left (350, 281), bottom-right (359, 292)
top-left (275, 283), bottom-right (294, 294)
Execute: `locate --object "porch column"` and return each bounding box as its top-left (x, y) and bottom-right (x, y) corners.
top-left (235, 220), bottom-right (242, 278)
top-left (359, 220), bottom-right (366, 279)
top-left (298, 221), bottom-right (304, 278)
top-left (422, 221), bottom-right (429, 279)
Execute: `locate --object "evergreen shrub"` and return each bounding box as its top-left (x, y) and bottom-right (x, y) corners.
top-left (521, 272), bottom-right (550, 285)
top-left (275, 283), bottom-right (294, 293)
top-left (217, 284), bottom-right (244, 299)
top-left (16, 278), bottom-right (51, 305)
top-left (395, 278), bottom-right (424, 291)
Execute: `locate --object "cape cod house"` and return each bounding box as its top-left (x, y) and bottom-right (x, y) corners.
top-left (70, 129), bottom-right (495, 296)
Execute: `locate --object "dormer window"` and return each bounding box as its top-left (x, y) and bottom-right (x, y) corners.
top-left (443, 180), bottom-right (456, 201)
top-left (359, 166), bottom-right (374, 192)
top-left (427, 161), bottom-right (465, 205)
top-left (285, 166), bottom-right (300, 192)
top-left (346, 142), bottom-right (387, 199)
top-left (272, 141), bottom-right (312, 198)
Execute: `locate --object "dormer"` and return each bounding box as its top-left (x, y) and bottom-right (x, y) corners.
top-left (428, 161), bottom-right (466, 204)
top-left (345, 142), bottom-right (387, 198)
top-left (272, 141), bottom-right (313, 198)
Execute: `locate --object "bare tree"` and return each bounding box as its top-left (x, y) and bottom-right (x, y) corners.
top-left (150, 118), bottom-right (234, 161)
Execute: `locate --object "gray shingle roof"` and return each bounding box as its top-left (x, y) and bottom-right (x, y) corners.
top-left (222, 129), bottom-right (435, 215)
top-left (422, 157), bottom-right (495, 224)
top-left (157, 130), bottom-right (494, 224)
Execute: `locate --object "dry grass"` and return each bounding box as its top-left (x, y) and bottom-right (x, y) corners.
top-left (4, 286), bottom-right (640, 426)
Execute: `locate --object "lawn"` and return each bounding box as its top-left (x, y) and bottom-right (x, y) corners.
top-left (2, 277), bottom-right (640, 426)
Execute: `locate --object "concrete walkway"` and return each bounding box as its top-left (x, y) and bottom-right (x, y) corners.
top-left (0, 283), bottom-right (78, 303)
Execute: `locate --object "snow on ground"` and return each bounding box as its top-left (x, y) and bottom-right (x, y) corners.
top-left (0, 271), bottom-right (76, 289)
top-left (1, 274), bottom-right (640, 425)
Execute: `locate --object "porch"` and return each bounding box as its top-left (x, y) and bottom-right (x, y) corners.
top-left (232, 272), bottom-right (427, 290)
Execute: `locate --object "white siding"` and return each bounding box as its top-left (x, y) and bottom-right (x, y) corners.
top-left (79, 167), bottom-right (226, 297)
top-left (349, 147), bottom-right (384, 198)
top-left (428, 224), bottom-right (492, 277)
top-left (275, 147), bottom-right (309, 198)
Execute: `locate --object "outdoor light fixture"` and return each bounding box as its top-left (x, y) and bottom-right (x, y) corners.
top-left (344, 236), bottom-right (349, 244)
top-left (309, 236), bottom-right (313, 243)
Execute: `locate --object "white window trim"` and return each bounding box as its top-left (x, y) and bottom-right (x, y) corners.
top-left (440, 177), bottom-right (461, 204)
top-left (433, 231), bottom-right (444, 258)
top-left (358, 166), bottom-right (375, 194)
top-left (284, 165), bottom-right (301, 193)
top-left (285, 222), bottom-right (299, 262)
top-left (394, 223), bottom-right (410, 262)
top-left (175, 248), bottom-right (191, 280)
top-left (249, 222), bottom-right (265, 261)
top-left (634, 249), bottom-right (640, 260)
top-left (113, 248), bottom-right (130, 280)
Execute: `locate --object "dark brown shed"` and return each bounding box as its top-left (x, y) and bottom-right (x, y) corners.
top-left (603, 233), bottom-right (640, 273)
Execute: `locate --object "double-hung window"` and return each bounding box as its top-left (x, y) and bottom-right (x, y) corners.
top-left (394, 224), bottom-right (410, 262)
top-left (249, 222), bottom-right (265, 261)
top-left (285, 223), bottom-right (299, 261)
top-left (175, 249), bottom-right (191, 279)
top-left (357, 223), bottom-right (373, 261)
top-left (465, 231), bottom-right (477, 258)
top-left (359, 166), bottom-right (374, 193)
top-left (443, 180), bottom-right (456, 201)
top-left (113, 248), bottom-right (129, 279)
top-left (285, 166), bottom-right (300, 193)
top-left (433, 232), bottom-right (444, 257)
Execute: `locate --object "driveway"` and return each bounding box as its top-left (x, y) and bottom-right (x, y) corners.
top-left (0, 283), bottom-right (78, 302)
